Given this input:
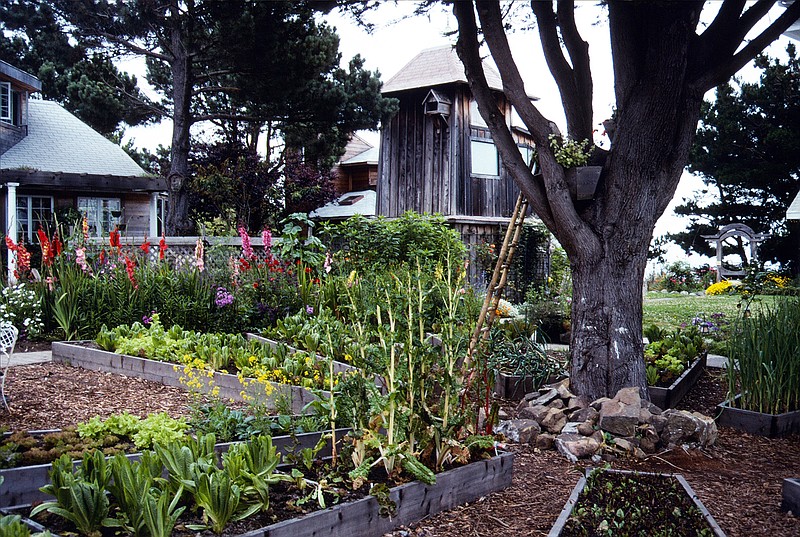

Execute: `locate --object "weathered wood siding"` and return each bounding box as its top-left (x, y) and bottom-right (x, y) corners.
top-left (378, 87), bottom-right (455, 217)
top-left (378, 85), bottom-right (527, 220)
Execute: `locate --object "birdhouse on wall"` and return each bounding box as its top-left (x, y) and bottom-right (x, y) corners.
top-left (422, 89), bottom-right (451, 118)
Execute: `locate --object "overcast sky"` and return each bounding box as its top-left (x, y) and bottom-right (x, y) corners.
top-left (122, 2), bottom-right (796, 271)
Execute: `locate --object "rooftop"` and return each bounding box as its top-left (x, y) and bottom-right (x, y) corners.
top-left (0, 100), bottom-right (150, 178)
top-left (382, 46), bottom-right (504, 94)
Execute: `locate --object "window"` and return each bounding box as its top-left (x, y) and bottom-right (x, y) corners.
top-left (471, 139), bottom-right (499, 176)
top-left (518, 144), bottom-right (539, 174)
top-left (469, 99), bottom-right (488, 127)
top-left (0, 82), bottom-right (11, 123)
top-left (17, 196), bottom-right (54, 243)
top-left (78, 197), bottom-right (121, 237)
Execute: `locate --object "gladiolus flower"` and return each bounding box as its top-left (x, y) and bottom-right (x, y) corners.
top-left (195, 238), bottom-right (205, 272)
top-left (124, 255), bottom-right (138, 289)
top-left (140, 239), bottom-right (151, 254)
top-left (109, 227), bottom-right (121, 249)
top-left (239, 225), bottom-right (254, 259)
top-left (262, 228), bottom-right (272, 252)
top-left (37, 228), bottom-right (53, 266)
top-left (76, 247), bottom-right (91, 273)
top-left (159, 234), bottom-right (168, 260)
top-left (82, 216), bottom-right (89, 242)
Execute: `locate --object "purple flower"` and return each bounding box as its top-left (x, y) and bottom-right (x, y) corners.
top-left (305, 305), bottom-right (314, 315)
top-left (215, 287), bottom-right (235, 308)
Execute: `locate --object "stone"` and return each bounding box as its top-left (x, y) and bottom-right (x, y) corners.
top-left (599, 400), bottom-right (639, 437)
top-left (616, 387), bottom-right (642, 408)
top-left (569, 406), bottom-right (599, 424)
top-left (516, 399), bottom-right (531, 412)
top-left (541, 407), bottom-right (567, 434)
top-left (661, 409), bottom-right (701, 446)
top-left (549, 398), bottom-right (565, 410)
top-left (519, 404), bottom-right (550, 423)
top-left (649, 414), bottom-right (668, 433)
top-left (648, 403), bottom-right (663, 415)
top-left (633, 447), bottom-right (647, 459)
top-left (577, 421), bottom-right (595, 436)
top-left (536, 433), bottom-right (556, 450)
top-left (495, 419), bottom-right (541, 444)
top-left (639, 407), bottom-right (652, 424)
top-left (528, 388), bottom-right (559, 406)
top-left (566, 396), bottom-right (589, 413)
top-left (613, 437), bottom-right (638, 453)
top-left (561, 421), bottom-right (581, 435)
top-left (555, 383), bottom-right (575, 400)
top-left (590, 397), bottom-right (612, 410)
top-left (692, 412), bottom-right (718, 447)
top-left (542, 378), bottom-right (571, 392)
top-left (556, 433), bottom-right (600, 462)
top-left (638, 424), bottom-right (660, 453)
top-left (498, 408), bottom-right (510, 420)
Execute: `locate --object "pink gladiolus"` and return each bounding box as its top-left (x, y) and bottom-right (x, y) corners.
top-left (261, 228), bottom-right (272, 251)
top-left (239, 226), bottom-right (254, 259)
top-left (195, 238), bottom-right (205, 272)
top-left (76, 247), bottom-right (91, 273)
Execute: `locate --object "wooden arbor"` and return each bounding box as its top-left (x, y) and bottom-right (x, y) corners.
top-left (702, 223), bottom-right (771, 282)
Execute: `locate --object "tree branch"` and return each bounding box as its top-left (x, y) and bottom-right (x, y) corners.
top-left (694, 0), bottom-right (800, 90)
top-left (530, 0), bottom-right (591, 140)
top-left (555, 0), bottom-right (593, 141)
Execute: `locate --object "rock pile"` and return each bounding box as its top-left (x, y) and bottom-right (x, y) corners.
top-left (495, 379), bottom-right (717, 463)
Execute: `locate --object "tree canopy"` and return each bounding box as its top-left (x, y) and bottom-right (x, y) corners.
top-left (670, 44), bottom-right (800, 272)
top-left (52, 0), bottom-right (395, 234)
top-left (0, 0), bottom-right (155, 135)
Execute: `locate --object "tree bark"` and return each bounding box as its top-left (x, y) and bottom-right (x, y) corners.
top-left (165, 1), bottom-right (195, 236)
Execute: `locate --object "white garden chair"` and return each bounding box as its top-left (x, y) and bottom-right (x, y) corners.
top-left (0, 322), bottom-right (19, 412)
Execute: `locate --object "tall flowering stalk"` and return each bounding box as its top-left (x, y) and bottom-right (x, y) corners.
top-left (194, 238), bottom-right (205, 272)
top-left (75, 247), bottom-right (91, 274)
top-left (36, 228), bottom-right (53, 266)
top-left (108, 227), bottom-right (122, 252)
top-left (5, 236), bottom-right (31, 279)
top-left (82, 215), bottom-right (89, 243)
top-left (124, 255), bottom-right (138, 289)
top-left (239, 225), bottom-right (254, 259)
top-left (140, 238), bottom-right (151, 255)
top-left (159, 234), bottom-right (168, 260)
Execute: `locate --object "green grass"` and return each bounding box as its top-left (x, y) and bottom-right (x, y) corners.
top-left (642, 292), bottom-right (777, 331)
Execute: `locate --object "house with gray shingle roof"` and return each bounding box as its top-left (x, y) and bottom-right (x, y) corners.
top-left (1, 61), bottom-right (166, 281)
top-left (376, 46), bottom-right (542, 287)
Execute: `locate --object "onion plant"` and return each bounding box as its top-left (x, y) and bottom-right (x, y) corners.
top-left (726, 297), bottom-right (800, 414)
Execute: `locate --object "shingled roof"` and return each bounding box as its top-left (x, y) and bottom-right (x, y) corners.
top-left (382, 46), bottom-right (504, 94)
top-left (1, 100), bottom-right (150, 178)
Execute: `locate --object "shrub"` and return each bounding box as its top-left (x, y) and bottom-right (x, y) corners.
top-left (705, 280), bottom-right (732, 295)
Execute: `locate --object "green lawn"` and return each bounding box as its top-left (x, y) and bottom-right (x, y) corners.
top-left (642, 292), bottom-right (776, 331)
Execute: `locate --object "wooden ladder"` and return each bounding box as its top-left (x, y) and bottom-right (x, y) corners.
top-left (465, 191), bottom-right (529, 369)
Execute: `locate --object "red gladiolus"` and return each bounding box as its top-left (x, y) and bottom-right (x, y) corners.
top-left (109, 228), bottom-right (121, 249)
top-left (124, 255), bottom-right (138, 289)
top-left (99, 249), bottom-right (106, 264)
top-left (140, 239), bottom-right (151, 254)
top-left (159, 235), bottom-right (167, 260)
top-left (37, 228), bottom-right (53, 266)
top-left (52, 232), bottom-right (62, 257)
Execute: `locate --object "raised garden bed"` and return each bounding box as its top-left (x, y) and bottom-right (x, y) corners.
top-left (0, 428), bottom-right (347, 509)
top-left (5, 451), bottom-right (513, 537)
top-left (548, 468), bottom-right (726, 537)
top-left (494, 372), bottom-right (537, 400)
top-left (716, 395), bottom-right (800, 437)
top-left (52, 341), bottom-right (330, 413)
top-left (648, 353), bottom-right (706, 409)
top-left (782, 478), bottom-right (800, 516)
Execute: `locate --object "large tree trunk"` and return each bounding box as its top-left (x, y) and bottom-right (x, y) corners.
top-left (568, 228), bottom-right (649, 401)
top-left (165, 2), bottom-right (195, 236)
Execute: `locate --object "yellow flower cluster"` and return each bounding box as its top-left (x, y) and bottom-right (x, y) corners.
top-left (765, 273), bottom-right (790, 288)
top-left (705, 280), bottom-right (732, 296)
top-left (174, 355), bottom-right (219, 398)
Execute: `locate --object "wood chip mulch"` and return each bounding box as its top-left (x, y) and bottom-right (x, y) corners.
top-left (1, 363), bottom-right (799, 537)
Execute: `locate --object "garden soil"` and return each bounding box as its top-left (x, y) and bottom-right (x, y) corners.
top-left (2, 362), bottom-right (798, 537)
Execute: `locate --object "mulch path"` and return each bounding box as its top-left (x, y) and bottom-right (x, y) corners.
top-left (1, 362), bottom-right (798, 537)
